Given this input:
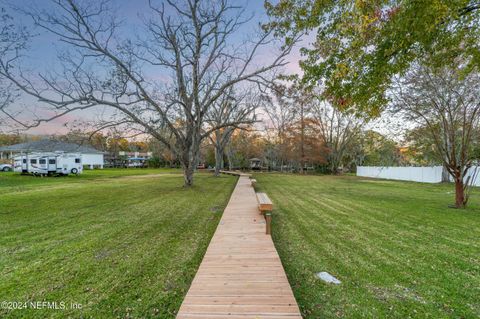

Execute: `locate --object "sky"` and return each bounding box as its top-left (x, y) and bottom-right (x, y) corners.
top-left (1, 0), bottom-right (308, 135)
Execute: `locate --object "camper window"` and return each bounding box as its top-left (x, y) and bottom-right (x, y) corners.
top-left (75, 158), bottom-right (81, 164)
top-left (49, 159), bottom-right (56, 164)
top-left (30, 159), bottom-right (37, 164)
top-left (39, 159), bottom-right (46, 164)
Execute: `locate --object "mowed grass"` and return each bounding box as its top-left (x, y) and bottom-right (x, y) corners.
top-left (0, 168), bottom-right (180, 190)
top-left (254, 174), bottom-right (480, 319)
top-left (0, 169), bottom-right (236, 318)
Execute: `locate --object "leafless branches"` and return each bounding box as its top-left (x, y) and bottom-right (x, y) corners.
top-left (312, 100), bottom-right (364, 174)
top-left (205, 86), bottom-right (259, 175)
top-left (0, 8), bottom-right (29, 131)
top-left (0, 0), bottom-right (295, 185)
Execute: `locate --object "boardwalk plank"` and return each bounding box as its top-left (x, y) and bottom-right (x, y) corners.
top-left (176, 175), bottom-right (302, 319)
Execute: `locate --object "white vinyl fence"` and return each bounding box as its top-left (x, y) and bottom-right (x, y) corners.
top-left (357, 166), bottom-right (443, 183)
top-left (357, 166), bottom-right (480, 186)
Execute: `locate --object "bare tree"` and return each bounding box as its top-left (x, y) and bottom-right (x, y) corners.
top-left (206, 87), bottom-right (258, 176)
top-left (287, 85), bottom-right (316, 173)
top-left (391, 63), bottom-right (480, 208)
top-left (262, 82), bottom-right (326, 172)
top-left (312, 101), bottom-right (364, 174)
top-left (261, 84), bottom-right (298, 171)
top-left (0, 0), bottom-right (295, 186)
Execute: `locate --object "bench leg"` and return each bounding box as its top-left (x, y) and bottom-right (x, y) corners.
top-left (265, 212), bottom-right (272, 235)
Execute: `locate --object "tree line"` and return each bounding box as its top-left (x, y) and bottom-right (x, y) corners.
top-left (1, 0), bottom-right (479, 208)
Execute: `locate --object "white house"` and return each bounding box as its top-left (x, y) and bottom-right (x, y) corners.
top-left (0, 140), bottom-right (104, 169)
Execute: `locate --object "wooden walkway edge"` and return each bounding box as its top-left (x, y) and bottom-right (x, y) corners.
top-left (176, 175), bottom-right (302, 319)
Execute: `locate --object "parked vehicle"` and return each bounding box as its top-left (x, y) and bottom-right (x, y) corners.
top-left (0, 164), bottom-right (12, 172)
top-left (14, 152), bottom-right (83, 176)
top-left (127, 160), bottom-right (145, 168)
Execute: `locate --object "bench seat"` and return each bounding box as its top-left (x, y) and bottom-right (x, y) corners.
top-left (256, 192), bottom-right (273, 212)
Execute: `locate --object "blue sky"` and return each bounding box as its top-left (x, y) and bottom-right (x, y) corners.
top-left (2, 0), bottom-right (306, 135)
top-left (8, 0), bottom-right (268, 67)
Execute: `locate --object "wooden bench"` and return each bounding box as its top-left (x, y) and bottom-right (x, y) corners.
top-left (256, 192), bottom-right (273, 235)
top-left (256, 192), bottom-right (273, 212)
top-left (250, 178), bottom-right (257, 187)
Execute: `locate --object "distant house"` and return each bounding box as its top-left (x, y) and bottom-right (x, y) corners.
top-left (0, 140), bottom-right (104, 169)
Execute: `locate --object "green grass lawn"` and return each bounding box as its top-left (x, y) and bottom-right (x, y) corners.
top-left (0, 169), bottom-right (236, 318)
top-left (0, 168), bottom-right (181, 190)
top-left (254, 174), bottom-right (480, 319)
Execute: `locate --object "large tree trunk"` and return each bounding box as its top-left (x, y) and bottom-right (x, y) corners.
top-left (449, 165), bottom-right (468, 208)
top-left (329, 155), bottom-right (339, 175)
top-left (454, 177), bottom-right (466, 208)
top-left (214, 146), bottom-right (224, 177)
top-left (441, 165), bottom-right (450, 182)
top-left (180, 130), bottom-right (200, 187)
top-left (183, 162), bottom-right (195, 187)
top-left (227, 153), bottom-right (233, 171)
top-left (181, 148), bottom-right (198, 187)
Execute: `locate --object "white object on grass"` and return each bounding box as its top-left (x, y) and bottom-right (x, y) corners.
top-left (316, 272), bottom-right (341, 284)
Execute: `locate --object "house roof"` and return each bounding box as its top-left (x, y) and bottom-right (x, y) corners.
top-left (0, 139), bottom-right (103, 154)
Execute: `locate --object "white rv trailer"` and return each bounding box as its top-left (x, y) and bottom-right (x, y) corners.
top-left (14, 152), bottom-right (83, 176)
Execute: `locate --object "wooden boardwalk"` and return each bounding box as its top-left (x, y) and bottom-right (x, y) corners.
top-left (177, 175), bottom-right (302, 319)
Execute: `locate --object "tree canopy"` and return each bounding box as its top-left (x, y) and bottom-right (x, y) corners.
top-left (265, 0), bottom-right (480, 116)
